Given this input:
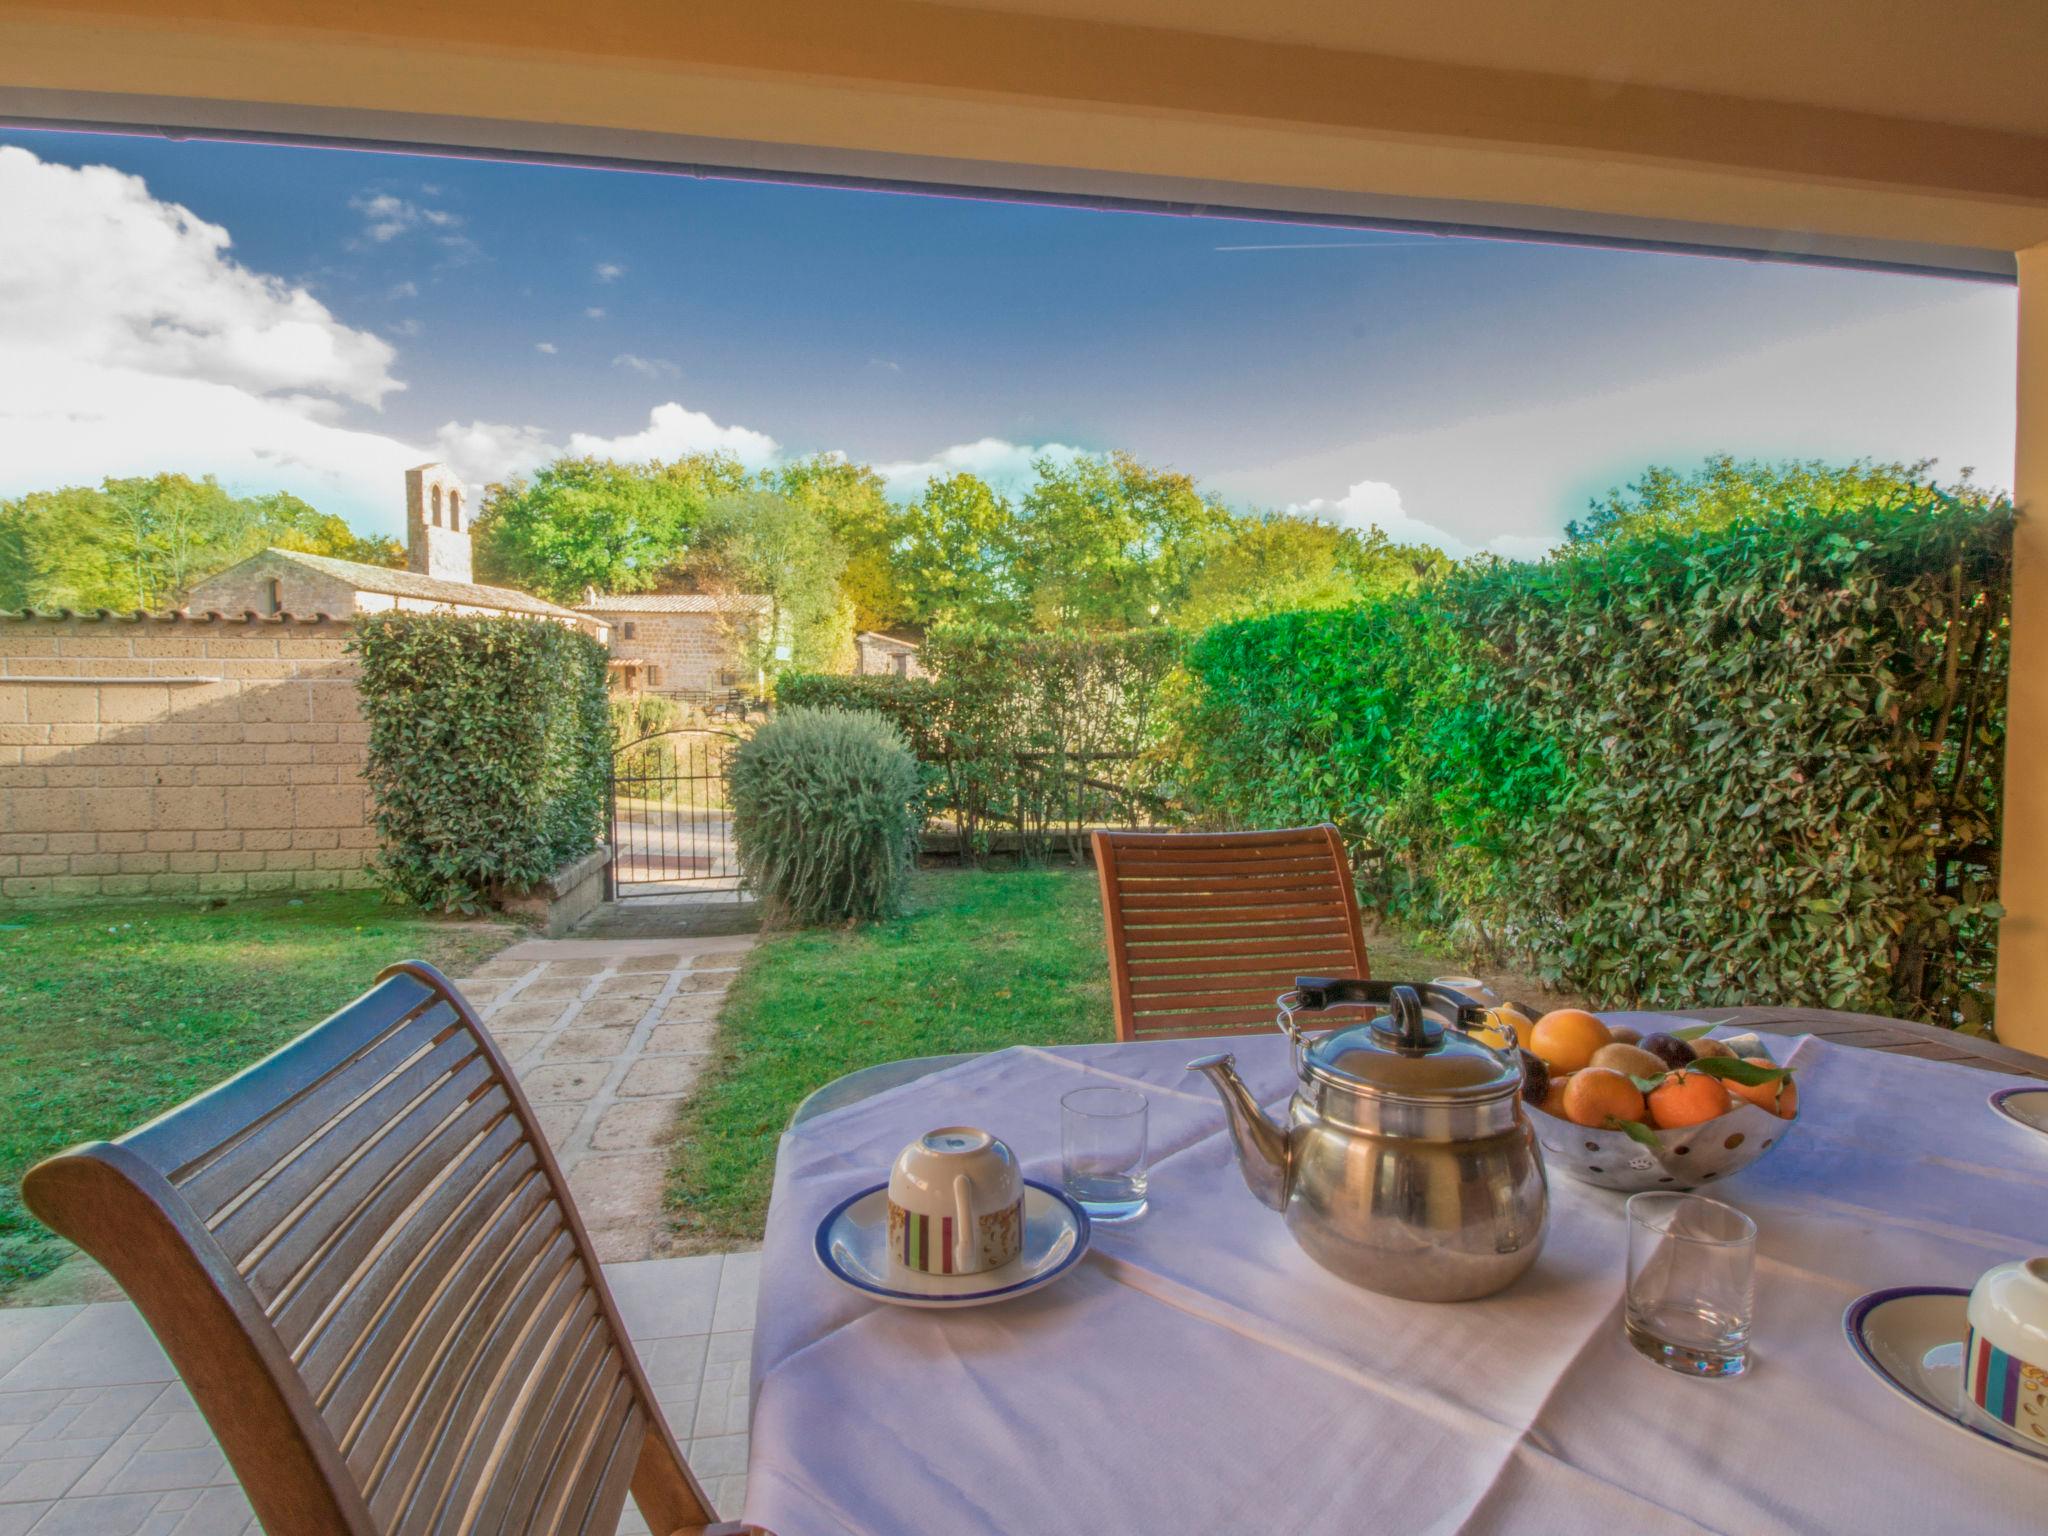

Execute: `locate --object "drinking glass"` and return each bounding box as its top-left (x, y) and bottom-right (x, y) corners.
top-left (1061, 1086), bottom-right (1149, 1222)
top-left (1624, 1192), bottom-right (1757, 1377)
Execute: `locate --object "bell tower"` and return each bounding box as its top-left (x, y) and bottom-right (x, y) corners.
top-left (405, 463), bottom-right (473, 583)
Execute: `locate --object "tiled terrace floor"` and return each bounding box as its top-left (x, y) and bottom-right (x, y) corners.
top-left (0, 1253), bottom-right (758, 1533)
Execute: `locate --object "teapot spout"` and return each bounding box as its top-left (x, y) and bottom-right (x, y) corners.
top-left (1186, 1052), bottom-right (1289, 1211)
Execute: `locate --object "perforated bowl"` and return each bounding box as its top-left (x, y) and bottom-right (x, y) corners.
top-left (1532, 1099), bottom-right (1796, 1193)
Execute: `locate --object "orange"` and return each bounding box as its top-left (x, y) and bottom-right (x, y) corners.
top-left (1562, 1068), bottom-right (1646, 1129)
top-left (1726, 1058), bottom-right (1798, 1118)
top-left (1528, 1009), bottom-right (1613, 1074)
top-left (1646, 1070), bottom-right (1732, 1129)
top-left (1539, 1073), bottom-right (1572, 1119)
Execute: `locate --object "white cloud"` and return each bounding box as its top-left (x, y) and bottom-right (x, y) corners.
top-left (584, 306), bottom-right (606, 320)
top-left (535, 341), bottom-right (558, 354)
top-left (387, 318), bottom-right (422, 338)
top-left (871, 436), bottom-right (1087, 502)
top-left (0, 147), bottom-right (401, 410)
top-left (387, 280), bottom-right (419, 300)
top-left (1294, 478), bottom-right (1558, 561)
top-left (611, 353), bottom-right (679, 379)
top-left (431, 419), bottom-right (559, 485)
top-left (567, 403), bottom-right (780, 467)
top-left (595, 262), bottom-right (625, 282)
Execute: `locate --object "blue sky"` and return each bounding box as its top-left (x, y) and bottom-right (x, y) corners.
top-left (0, 128), bottom-right (2018, 557)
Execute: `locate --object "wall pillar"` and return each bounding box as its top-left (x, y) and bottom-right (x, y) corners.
top-left (1998, 245), bottom-right (2048, 1054)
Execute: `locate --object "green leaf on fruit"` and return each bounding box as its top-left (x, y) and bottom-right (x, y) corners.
top-left (1628, 1073), bottom-right (1670, 1094)
top-left (1606, 1116), bottom-right (1664, 1149)
top-left (1669, 1023), bottom-right (1716, 1041)
top-left (1687, 1056), bottom-right (1791, 1085)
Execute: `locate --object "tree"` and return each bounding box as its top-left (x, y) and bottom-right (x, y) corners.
top-left (1172, 511), bottom-right (1440, 629)
top-left (473, 456), bottom-right (714, 602)
top-left (0, 474), bottom-right (400, 611)
top-left (1565, 455), bottom-right (1955, 548)
top-left (891, 471), bottom-right (1024, 628)
top-left (760, 455), bottom-right (904, 629)
top-left (690, 490), bottom-right (853, 677)
top-left (1012, 452), bottom-right (1231, 629)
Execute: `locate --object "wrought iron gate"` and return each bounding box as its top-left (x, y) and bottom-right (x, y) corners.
top-left (607, 728), bottom-right (740, 898)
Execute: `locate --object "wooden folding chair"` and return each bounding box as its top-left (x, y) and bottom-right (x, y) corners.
top-left (1091, 825), bottom-right (1370, 1042)
top-left (21, 961), bottom-right (761, 1536)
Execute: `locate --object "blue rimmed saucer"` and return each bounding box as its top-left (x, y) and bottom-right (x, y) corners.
top-left (1844, 1286), bottom-right (2048, 1466)
top-left (1989, 1085), bottom-right (2048, 1140)
top-left (815, 1179), bottom-right (1091, 1309)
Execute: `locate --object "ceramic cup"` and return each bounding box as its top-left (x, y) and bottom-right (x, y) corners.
top-left (1961, 1255), bottom-right (2048, 1449)
top-left (887, 1127), bottom-right (1023, 1275)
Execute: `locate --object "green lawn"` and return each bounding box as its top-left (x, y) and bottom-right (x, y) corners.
top-left (0, 892), bottom-right (515, 1299)
top-left (666, 867), bottom-right (1115, 1248)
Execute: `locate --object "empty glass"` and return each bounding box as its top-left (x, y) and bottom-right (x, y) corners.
top-left (1061, 1086), bottom-right (1149, 1222)
top-left (1625, 1192), bottom-right (1757, 1377)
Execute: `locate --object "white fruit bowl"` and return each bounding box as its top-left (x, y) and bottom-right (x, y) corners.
top-left (1532, 1099), bottom-right (1796, 1193)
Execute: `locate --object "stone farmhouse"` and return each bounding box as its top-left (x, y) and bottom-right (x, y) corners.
top-left (574, 590), bottom-right (774, 696)
top-left (188, 463), bottom-right (603, 637)
top-left (855, 630), bottom-right (925, 679)
top-left (0, 463), bottom-right (600, 903)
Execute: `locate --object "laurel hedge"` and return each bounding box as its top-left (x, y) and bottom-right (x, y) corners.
top-left (352, 613), bottom-right (611, 911)
top-left (1173, 493), bottom-right (2012, 1028)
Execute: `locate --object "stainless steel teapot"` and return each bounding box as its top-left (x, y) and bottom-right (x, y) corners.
top-left (1188, 978), bottom-right (1547, 1301)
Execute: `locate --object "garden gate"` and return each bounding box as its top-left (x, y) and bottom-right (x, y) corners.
top-left (607, 728), bottom-right (741, 898)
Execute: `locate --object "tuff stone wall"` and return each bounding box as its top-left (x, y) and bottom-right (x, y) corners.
top-left (0, 615), bottom-right (375, 900)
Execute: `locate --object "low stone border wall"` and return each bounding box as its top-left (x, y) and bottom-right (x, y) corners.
top-left (493, 843), bottom-right (611, 935)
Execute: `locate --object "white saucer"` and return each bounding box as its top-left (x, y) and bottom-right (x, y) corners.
top-left (1843, 1286), bottom-right (2048, 1466)
top-left (1989, 1085), bottom-right (2048, 1138)
top-left (815, 1180), bottom-right (1091, 1308)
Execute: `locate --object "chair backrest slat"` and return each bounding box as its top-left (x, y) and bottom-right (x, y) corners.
top-left (21, 960), bottom-right (729, 1536)
top-left (1093, 825), bottom-right (1369, 1042)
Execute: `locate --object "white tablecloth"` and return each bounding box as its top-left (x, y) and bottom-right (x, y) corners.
top-left (743, 1023), bottom-right (2048, 1534)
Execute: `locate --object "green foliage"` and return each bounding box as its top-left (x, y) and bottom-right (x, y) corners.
top-left (779, 627), bottom-right (1184, 858)
top-left (1566, 455), bottom-right (1955, 548)
top-left (891, 471), bottom-right (1027, 628)
top-left (728, 707), bottom-right (922, 925)
top-left (762, 454), bottom-right (901, 631)
top-left (0, 474), bottom-right (399, 611)
top-left (473, 453), bottom-right (745, 602)
top-left (1014, 452), bottom-right (1231, 629)
top-left (610, 692), bottom-right (691, 778)
top-left (352, 614), bottom-right (611, 910)
top-left (691, 489), bottom-right (852, 677)
top-left (1175, 475), bottom-right (2011, 1029)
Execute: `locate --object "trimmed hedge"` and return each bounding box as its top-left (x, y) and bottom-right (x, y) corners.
top-left (1174, 493), bottom-right (2011, 1028)
top-left (728, 706), bottom-right (922, 924)
top-left (352, 614), bottom-right (611, 910)
top-left (778, 627), bottom-right (1182, 856)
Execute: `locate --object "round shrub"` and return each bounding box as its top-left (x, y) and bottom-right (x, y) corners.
top-left (728, 706), bottom-right (922, 925)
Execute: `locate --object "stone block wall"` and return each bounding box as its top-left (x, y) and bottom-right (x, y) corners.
top-left (606, 612), bottom-right (758, 693)
top-left (0, 615), bottom-right (376, 900)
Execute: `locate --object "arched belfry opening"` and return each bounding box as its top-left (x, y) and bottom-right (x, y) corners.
top-left (405, 463), bottom-right (473, 583)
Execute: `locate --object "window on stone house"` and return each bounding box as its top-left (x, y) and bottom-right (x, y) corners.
top-left (430, 484), bottom-right (443, 526)
top-left (448, 489), bottom-right (462, 530)
top-left (622, 621), bottom-right (637, 639)
top-left (264, 577), bottom-right (282, 615)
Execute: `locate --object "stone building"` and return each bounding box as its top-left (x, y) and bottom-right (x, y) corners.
top-left (855, 631), bottom-right (925, 679)
top-left (573, 591), bottom-right (774, 695)
top-left (187, 463), bottom-right (604, 637)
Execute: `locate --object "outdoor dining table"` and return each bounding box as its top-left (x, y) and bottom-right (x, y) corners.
top-left (743, 1017), bottom-right (2048, 1533)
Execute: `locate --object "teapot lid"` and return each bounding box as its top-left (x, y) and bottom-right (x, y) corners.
top-left (1292, 981), bottom-right (1520, 1103)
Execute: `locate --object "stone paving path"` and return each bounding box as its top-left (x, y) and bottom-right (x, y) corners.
top-left (452, 930), bottom-right (756, 1263)
top-left (0, 1252), bottom-right (759, 1533)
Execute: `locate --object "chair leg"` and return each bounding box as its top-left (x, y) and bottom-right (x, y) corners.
top-left (630, 1422), bottom-right (722, 1536)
